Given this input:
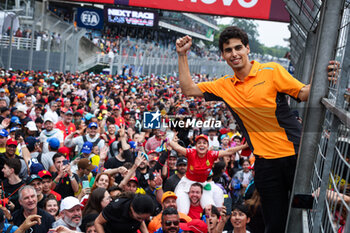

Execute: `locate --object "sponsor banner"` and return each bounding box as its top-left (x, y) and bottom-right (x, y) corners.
top-left (70, 0), bottom-right (289, 22)
top-left (76, 8), bottom-right (104, 29)
top-left (105, 6), bottom-right (159, 28)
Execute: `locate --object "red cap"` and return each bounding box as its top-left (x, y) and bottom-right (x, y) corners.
top-left (76, 109), bottom-right (84, 115)
top-left (100, 105), bottom-right (107, 110)
top-left (219, 128), bottom-right (230, 135)
top-left (147, 150), bottom-right (158, 155)
top-left (180, 219), bottom-right (208, 233)
top-left (129, 176), bottom-right (138, 184)
top-left (195, 134), bottom-right (208, 143)
top-left (72, 101), bottom-right (78, 105)
top-left (6, 138), bottom-right (18, 146)
top-left (38, 170), bottom-right (52, 178)
top-left (113, 105), bottom-right (120, 110)
top-left (58, 147), bottom-right (70, 158)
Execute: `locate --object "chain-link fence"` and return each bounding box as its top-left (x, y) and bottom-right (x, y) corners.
top-left (285, 0), bottom-right (350, 232)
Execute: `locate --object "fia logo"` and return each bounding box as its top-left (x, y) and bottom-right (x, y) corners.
top-left (81, 11), bottom-right (100, 26)
top-left (143, 111), bottom-right (161, 129)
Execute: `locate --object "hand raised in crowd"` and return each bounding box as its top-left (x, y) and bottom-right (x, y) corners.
top-left (48, 226), bottom-right (76, 233)
top-left (118, 124), bottom-right (127, 138)
top-left (18, 215), bottom-right (42, 231)
top-left (153, 170), bottom-right (163, 187)
top-left (99, 144), bottom-right (109, 161)
top-left (116, 166), bottom-right (128, 176)
top-left (134, 152), bottom-right (147, 167)
top-left (1, 118), bottom-right (10, 129)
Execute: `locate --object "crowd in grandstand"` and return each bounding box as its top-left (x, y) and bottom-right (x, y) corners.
top-left (0, 66), bottom-right (270, 233)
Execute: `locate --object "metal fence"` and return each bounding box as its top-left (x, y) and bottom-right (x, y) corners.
top-left (285, 0), bottom-right (350, 232)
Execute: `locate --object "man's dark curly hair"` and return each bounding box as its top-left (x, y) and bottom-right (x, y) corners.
top-left (219, 26), bottom-right (249, 52)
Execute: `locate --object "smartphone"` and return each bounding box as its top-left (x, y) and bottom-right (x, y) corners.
top-left (292, 194), bottom-right (314, 209)
top-left (63, 160), bottom-right (69, 165)
top-left (223, 196), bottom-right (233, 215)
top-left (82, 180), bottom-right (90, 189)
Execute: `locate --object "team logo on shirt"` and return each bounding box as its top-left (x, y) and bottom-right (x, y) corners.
top-left (206, 160), bottom-right (210, 167)
top-left (190, 165), bottom-right (194, 171)
top-left (143, 111), bottom-right (161, 129)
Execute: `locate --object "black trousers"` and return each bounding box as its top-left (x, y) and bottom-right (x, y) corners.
top-left (254, 155), bottom-right (297, 233)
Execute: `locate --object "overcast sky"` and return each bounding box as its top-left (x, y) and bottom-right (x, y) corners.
top-left (216, 17), bottom-right (291, 48)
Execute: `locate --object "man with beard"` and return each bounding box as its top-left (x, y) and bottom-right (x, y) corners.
top-left (53, 196), bottom-right (83, 232)
top-left (39, 116), bottom-right (64, 154)
top-left (12, 185), bottom-right (55, 233)
top-left (154, 207), bottom-right (182, 233)
top-left (163, 157), bottom-right (187, 192)
top-left (148, 192), bottom-right (191, 233)
top-left (188, 183), bottom-right (203, 220)
top-left (64, 122), bottom-right (105, 154)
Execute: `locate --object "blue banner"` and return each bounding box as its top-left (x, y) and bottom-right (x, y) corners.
top-left (76, 8), bottom-right (104, 30)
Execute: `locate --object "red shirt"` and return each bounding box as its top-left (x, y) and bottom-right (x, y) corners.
top-left (114, 117), bottom-right (125, 127)
top-left (55, 121), bottom-right (76, 139)
top-left (188, 204), bottom-right (203, 220)
top-left (185, 149), bottom-right (219, 182)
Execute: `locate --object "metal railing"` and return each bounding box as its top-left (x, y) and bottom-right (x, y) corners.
top-left (285, 0), bottom-right (350, 232)
top-left (0, 35), bottom-right (39, 50)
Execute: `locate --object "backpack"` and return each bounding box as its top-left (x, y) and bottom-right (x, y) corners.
top-left (82, 135), bottom-right (101, 147)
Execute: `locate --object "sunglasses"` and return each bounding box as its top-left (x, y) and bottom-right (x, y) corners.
top-left (165, 220), bottom-right (179, 226)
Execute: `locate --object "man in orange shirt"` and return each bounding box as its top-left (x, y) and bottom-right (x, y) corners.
top-left (176, 26), bottom-right (314, 233)
top-left (148, 191), bottom-right (191, 233)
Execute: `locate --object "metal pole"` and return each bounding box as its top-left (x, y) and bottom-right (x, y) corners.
top-left (7, 15), bottom-right (14, 70)
top-left (28, 17), bottom-right (37, 70)
top-left (286, 0), bottom-right (345, 232)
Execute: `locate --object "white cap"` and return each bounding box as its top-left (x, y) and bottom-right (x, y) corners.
top-left (60, 196), bottom-right (83, 211)
top-left (25, 121), bottom-right (38, 131)
top-left (17, 105), bottom-right (27, 113)
top-left (44, 115), bottom-right (54, 123)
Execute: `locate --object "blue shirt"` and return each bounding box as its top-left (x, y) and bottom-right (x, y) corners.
top-left (2, 223), bottom-right (18, 233)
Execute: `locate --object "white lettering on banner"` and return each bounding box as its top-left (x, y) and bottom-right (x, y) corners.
top-left (237, 0), bottom-right (258, 8)
top-left (81, 11), bottom-right (100, 26)
top-left (179, 0), bottom-right (258, 8)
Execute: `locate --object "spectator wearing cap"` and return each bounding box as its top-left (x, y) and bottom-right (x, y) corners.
top-left (162, 150), bottom-right (178, 180)
top-left (52, 196), bottom-right (83, 232)
top-left (0, 88), bottom-right (10, 107)
top-left (9, 116), bottom-right (21, 129)
top-left (55, 109), bottom-right (76, 139)
top-left (1, 157), bottom-right (25, 211)
top-left (0, 129), bottom-right (9, 154)
top-left (168, 134), bottom-right (247, 215)
top-left (27, 174), bottom-right (46, 209)
top-left (24, 121), bottom-right (38, 137)
top-left (148, 192), bottom-right (192, 233)
top-left (41, 138), bottom-right (60, 173)
top-left (145, 171), bottom-right (163, 216)
top-left (15, 93), bottom-right (25, 108)
top-left (16, 105), bottom-right (31, 126)
top-left (220, 134), bottom-right (230, 150)
top-left (39, 116), bottom-right (63, 154)
top-left (154, 207), bottom-right (182, 233)
top-left (38, 170), bottom-right (61, 201)
top-left (0, 139), bottom-right (28, 180)
top-left (43, 101), bottom-right (59, 124)
top-left (164, 157), bottom-right (187, 193)
top-left (111, 105), bottom-right (125, 127)
top-left (51, 153), bottom-right (79, 199)
top-left (181, 219), bottom-right (208, 233)
top-left (64, 122), bottom-right (105, 155)
top-left (12, 185), bottom-right (55, 233)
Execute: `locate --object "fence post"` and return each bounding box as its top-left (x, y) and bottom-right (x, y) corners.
top-left (286, 0), bottom-right (345, 232)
